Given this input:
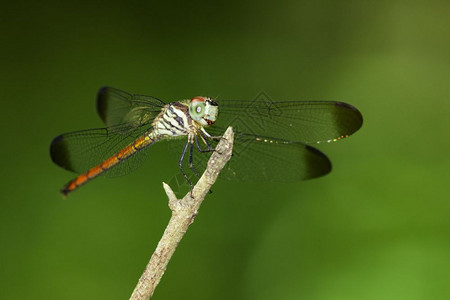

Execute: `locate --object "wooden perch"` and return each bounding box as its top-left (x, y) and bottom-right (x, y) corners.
top-left (129, 127), bottom-right (234, 299)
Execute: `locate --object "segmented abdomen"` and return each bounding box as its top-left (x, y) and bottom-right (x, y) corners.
top-left (61, 131), bottom-right (158, 196)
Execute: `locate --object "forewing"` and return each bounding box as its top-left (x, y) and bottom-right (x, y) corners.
top-left (97, 87), bottom-right (166, 133)
top-left (212, 99), bottom-right (363, 143)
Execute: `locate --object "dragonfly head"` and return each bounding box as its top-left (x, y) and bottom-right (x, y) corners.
top-left (189, 96), bottom-right (218, 126)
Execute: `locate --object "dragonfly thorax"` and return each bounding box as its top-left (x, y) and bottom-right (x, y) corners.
top-left (189, 96), bottom-right (218, 126)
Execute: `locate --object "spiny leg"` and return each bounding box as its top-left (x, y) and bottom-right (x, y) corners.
top-left (194, 134), bottom-right (215, 194)
top-left (195, 132), bottom-right (215, 153)
top-left (198, 131), bottom-right (227, 156)
top-left (200, 127), bottom-right (223, 141)
top-left (178, 139), bottom-right (193, 188)
top-left (189, 141), bottom-right (201, 178)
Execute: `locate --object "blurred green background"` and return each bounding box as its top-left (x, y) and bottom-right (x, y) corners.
top-left (1, 0), bottom-right (449, 299)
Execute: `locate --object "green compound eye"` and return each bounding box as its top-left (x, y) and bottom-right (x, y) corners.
top-left (189, 97), bottom-right (206, 121)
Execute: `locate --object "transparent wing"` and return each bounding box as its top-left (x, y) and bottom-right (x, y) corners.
top-left (210, 97), bottom-right (363, 144)
top-left (223, 133), bottom-right (331, 181)
top-left (50, 124), bottom-right (154, 177)
top-left (169, 132), bottom-right (331, 182)
top-left (50, 87), bottom-right (167, 177)
top-left (96, 87), bottom-right (166, 133)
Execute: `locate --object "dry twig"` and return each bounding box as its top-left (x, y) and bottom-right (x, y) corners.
top-left (129, 127), bottom-right (234, 299)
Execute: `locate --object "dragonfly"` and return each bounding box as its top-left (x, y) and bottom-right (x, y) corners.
top-left (50, 87), bottom-right (363, 196)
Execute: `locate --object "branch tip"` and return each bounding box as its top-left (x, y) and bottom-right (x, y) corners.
top-left (162, 182), bottom-right (178, 204)
top-left (130, 128), bottom-right (234, 300)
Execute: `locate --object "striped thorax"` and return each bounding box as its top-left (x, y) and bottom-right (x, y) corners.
top-left (153, 96), bottom-right (219, 139)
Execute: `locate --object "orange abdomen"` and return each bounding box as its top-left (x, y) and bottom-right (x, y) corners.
top-left (61, 134), bottom-right (157, 196)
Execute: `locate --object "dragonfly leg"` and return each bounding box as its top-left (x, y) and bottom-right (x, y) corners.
top-left (189, 142), bottom-right (201, 178)
top-left (194, 134), bottom-right (213, 153)
top-left (178, 139), bottom-right (193, 188)
top-left (189, 136), bottom-right (214, 194)
top-left (200, 127), bottom-right (223, 141)
top-left (199, 131), bottom-right (226, 156)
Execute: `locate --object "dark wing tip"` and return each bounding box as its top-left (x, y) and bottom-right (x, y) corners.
top-left (335, 101), bottom-right (358, 111)
top-left (334, 101), bottom-right (363, 136)
top-left (98, 86), bottom-right (110, 95)
top-left (50, 134), bottom-right (63, 144)
top-left (97, 86), bottom-right (113, 101)
top-left (304, 145), bottom-right (332, 179)
top-left (97, 86), bottom-right (111, 123)
top-left (50, 134), bottom-right (74, 172)
top-left (50, 134), bottom-right (64, 163)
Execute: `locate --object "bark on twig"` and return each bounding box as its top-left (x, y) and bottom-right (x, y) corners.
top-left (129, 127), bottom-right (234, 300)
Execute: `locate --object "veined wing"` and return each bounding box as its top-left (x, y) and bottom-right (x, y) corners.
top-left (172, 131), bottom-right (332, 182)
top-left (210, 98), bottom-right (363, 143)
top-left (223, 132), bottom-right (331, 181)
top-left (97, 87), bottom-right (166, 133)
top-left (50, 123), bottom-right (153, 177)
